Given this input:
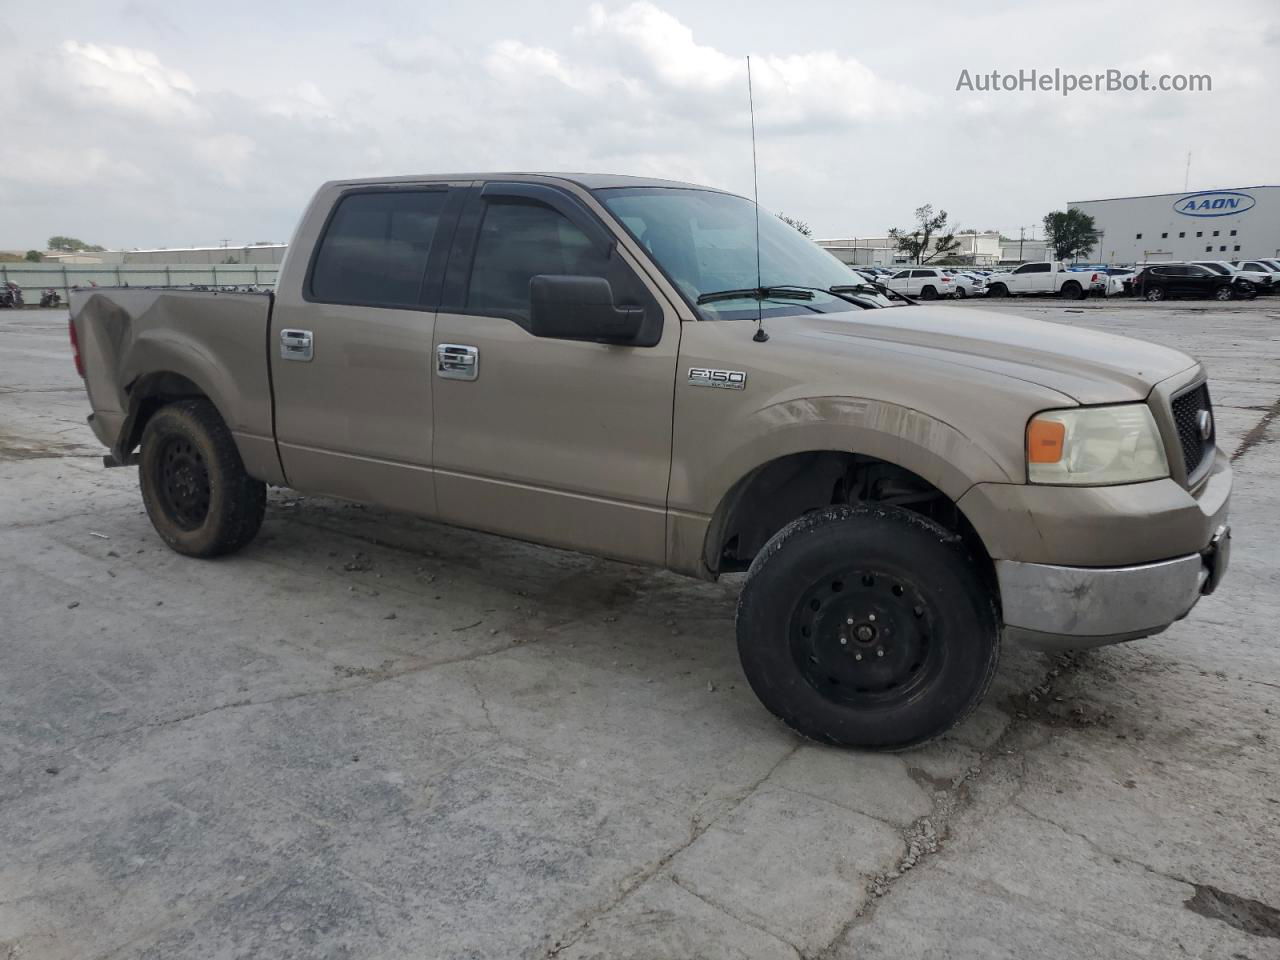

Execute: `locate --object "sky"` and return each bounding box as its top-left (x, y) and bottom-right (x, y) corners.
top-left (1, 0), bottom-right (1277, 250)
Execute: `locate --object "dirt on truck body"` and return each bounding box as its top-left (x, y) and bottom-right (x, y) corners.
top-left (69, 172), bottom-right (1232, 749)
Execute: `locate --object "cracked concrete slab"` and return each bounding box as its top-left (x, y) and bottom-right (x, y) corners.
top-left (3, 302), bottom-right (1279, 958)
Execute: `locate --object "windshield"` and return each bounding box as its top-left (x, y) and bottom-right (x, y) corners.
top-left (597, 187), bottom-right (866, 320)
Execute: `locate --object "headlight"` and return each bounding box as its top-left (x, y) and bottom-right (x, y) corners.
top-left (1027, 404), bottom-right (1169, 485)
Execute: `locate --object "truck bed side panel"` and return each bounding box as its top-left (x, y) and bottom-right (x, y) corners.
top-left (70, 289), bottom-right (282, 484)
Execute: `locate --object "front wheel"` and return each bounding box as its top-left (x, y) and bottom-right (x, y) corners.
top-left (736, 505), bottom-right (1000, 750)
top-left (1144, 286), bottom-right (1166, 302)
top-left (987, 283), bottom-right (1008, 298)
top-left (956, 286), bottom-right (968, 299)
top-left (1213, 284), bottom-right (1235, 302)
top-left (139, 398), bottom-right (266, 557)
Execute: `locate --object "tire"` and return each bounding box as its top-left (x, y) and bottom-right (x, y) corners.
top-left (139, 398), bottom-right (266, 557)
top-left (735, 504), bottom-right (1000, 750)
top-left (1213, 284), bottom-right (1234, 302)
top-left (920, 286), bottom-right (938, 301)
top-left (956, 286), bottom-right (967, 299)
top-left (988, 283), bottom-right (1008, 298)
top-left (1060, 280), bottom-right (1082, 300)
top-left (1144, 286), bottom-right (1166, 302)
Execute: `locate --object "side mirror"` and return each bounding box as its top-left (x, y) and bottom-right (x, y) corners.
top-left (529, 275), bottom-right (644, 344)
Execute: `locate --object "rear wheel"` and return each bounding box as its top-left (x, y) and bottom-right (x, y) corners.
top-left (139, 398), bottom-right (266, 557)
top-left (920, 285), bottom-right (938, 301)
top-left (736, 504), bottom-right (1000, 750)
top-left (1060, 280), bottom-right (1082, 300)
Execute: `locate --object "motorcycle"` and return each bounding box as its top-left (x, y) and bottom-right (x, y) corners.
top-left (39, 288), bottom-right (62, 308)
top-left (0, 281), bottom-right (24, 308)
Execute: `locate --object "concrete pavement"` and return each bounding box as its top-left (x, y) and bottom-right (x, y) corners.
top-left (1, 300), bottom-right (1277, 959)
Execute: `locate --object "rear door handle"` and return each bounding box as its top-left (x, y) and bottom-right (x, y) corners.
top-left (437, 343), bottom-right (479, 381)
top-left (280, 329), bottom-right (313, 362)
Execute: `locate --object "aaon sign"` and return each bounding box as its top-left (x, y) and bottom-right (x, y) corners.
top-left (1173, 190), bottom-right (1256, 218)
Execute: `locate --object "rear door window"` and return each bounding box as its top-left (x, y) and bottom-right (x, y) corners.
top-left (309, 190), bottom-right (449, 308)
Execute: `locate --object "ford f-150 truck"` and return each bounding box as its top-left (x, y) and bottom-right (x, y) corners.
top-left (985, 261), bottom-right (1106, 299)
top-left (69, 173), bottom-right (1232, 750)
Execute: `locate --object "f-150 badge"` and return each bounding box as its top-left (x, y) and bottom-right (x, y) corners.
top-left (688, 367), bottom-right (747, 390)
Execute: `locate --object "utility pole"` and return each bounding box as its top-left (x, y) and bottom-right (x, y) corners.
top-left (1018, 225), bottom-right (1035, 261)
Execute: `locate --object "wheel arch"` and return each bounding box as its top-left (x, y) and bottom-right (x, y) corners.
top-left (698, 448), bottom-right (997, 586)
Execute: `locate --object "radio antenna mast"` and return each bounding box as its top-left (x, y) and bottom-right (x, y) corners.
top-left (747, 55), bottom-right (768, 343)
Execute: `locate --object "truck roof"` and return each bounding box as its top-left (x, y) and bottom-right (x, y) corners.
top-left (324, 172), bottom-right (735, 193)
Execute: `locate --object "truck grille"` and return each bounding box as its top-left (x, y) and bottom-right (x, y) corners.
top-left (1170, 382), bottom-right (1214, 476)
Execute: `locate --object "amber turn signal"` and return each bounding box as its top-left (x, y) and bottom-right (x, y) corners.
top-left (1027, 418), bottom-right (1066, 463)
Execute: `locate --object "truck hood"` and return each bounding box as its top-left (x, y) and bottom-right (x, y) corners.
top-left (791, 305), bottom-right (1196, 404)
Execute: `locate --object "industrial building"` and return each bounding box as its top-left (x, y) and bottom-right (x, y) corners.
top-left (1071, 186), bottom-right (1279, 264)
top-left (818, 231), bottom-right (1003, 267)
top-left (42, 243), bottom-right (287, 266)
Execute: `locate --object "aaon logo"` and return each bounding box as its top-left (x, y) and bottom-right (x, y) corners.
top-left (1173, 190), bottom-right (1256, 218)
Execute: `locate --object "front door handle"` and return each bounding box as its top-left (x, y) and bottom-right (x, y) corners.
top-left (437, 343), bottom-right (479, 381)
top-left (280, 329), bottom-right (313, 362)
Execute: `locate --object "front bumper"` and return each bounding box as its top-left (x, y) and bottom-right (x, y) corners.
top-left (998, 525), bottom-right (1230, 649)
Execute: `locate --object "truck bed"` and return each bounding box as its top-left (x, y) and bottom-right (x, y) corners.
top-left (70, 287), bottom-right (282, 482)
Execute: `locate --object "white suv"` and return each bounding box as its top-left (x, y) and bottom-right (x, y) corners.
top-left (1199, 261), bottom-right (1273, 294)
top-left (883, 267), bottom-right (955, 300)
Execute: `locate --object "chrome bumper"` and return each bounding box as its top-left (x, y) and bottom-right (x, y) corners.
top-left (998, 525), bottom-right (1230, 649)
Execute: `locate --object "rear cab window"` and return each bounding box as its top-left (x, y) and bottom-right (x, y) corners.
top-left (308, 189), bottom-right (450, 308)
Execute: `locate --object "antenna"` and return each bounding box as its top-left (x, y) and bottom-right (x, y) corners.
top-left (1184, 151), bottom-right (1191, 191)
top-left (747, 55), bottom-right (768, 342)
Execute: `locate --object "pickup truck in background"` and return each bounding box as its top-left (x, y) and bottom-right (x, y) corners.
top-left (985, 261), bottom-right (1106, 299)
top-left (69, 173), bottom-right (1232, 750)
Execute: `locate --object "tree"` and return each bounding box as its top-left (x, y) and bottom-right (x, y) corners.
top-left (777, 213), bottom-right (812, 236)
top-left (888, 204), bottom-right (960, 264)
top-left (24, 250), bottom-right (43, 262)
top-left (1042, 209), bottom-right (1098, 261)
top-left (47, 236), bottom-right (106, 253)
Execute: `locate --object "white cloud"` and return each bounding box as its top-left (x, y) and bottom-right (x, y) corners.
top-left (265, 82), bottom-right (339, 124)
top-left (57, 40), bottom-right (203, 122)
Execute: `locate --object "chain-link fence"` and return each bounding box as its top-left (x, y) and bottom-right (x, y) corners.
top-left (0, 262), bottom-right (280, 305)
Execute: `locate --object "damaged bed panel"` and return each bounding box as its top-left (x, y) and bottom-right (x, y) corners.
top-left (69, 288), bottom-right (283, 484)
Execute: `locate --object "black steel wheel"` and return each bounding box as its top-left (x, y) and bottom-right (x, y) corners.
top-left (789, 566), bottom-right (944, 710)
top-left (736, 504), bottom-right (999, 750)
top-left (155, 436), bottom-right (211, 531)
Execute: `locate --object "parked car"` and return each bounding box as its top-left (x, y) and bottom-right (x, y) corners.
top-left (1231, 260), bottom-right (1280, 290)
top-left (882, 266), bottom-right (956, 299)
top-left (945, 271), bottom-right (987, 299)
top-left (69, 171), bottom-right (1232, 750)
top-left (984, 262), bottom-right (1105, 299)
top-left (1193, 261), bottom-right (1271, 295)
top-left (1100, 267), bottom-right (1135, 297)
top-left (1133, 264), bottom-right (1252, 301)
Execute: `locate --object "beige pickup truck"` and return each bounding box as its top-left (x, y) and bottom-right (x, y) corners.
top-left (69, 173), bottom-right (1232, 749)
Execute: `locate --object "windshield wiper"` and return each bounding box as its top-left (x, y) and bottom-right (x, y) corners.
top-left (695, 286), bottom-right (816, 305)
top-left (831, 283), bottom-right (917, 306)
